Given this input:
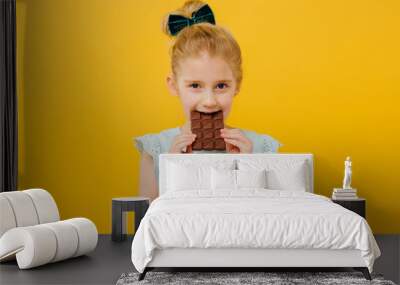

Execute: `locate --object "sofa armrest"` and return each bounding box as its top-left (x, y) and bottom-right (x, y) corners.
top-left (0, 218), bottom-right (98, 269)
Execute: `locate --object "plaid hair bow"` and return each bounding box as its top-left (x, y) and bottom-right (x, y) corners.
top-left (167, 4), bottom-right (216, 36)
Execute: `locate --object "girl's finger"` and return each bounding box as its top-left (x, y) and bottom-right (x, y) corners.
top-left (178, 134), bottom-right (196, 140)
top-left (179, 140), bottom-right (195, 153)
top-left (223, 138), bottom-right (246, 150)
top-left (220, 131), bottom-right (249, 144)
top-left (174, 135), bottom-right (196, 144)
top-left (175, 138), bottom-right (195, 149)
top-left (225, 141), bottom-right (240, 153)
top-left (169, 135), bottom-right (195, 153)
top-left (221, 128), bottom-right (240, 133)
top-left (221, 128), bottom-right (242, 135)
top-left (221, 128), bottom-right (244, 136)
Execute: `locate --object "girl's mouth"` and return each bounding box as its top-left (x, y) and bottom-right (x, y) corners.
top-left (195, 109), bottom-right (221, 114)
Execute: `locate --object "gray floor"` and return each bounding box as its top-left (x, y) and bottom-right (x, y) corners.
top-left (375, 234), bottom-right (400, 284)
top-left (0, 235), bottom-right (399, 285)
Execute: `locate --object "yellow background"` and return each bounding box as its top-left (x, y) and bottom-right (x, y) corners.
top-left (16, 0), bottom-right (400, 234)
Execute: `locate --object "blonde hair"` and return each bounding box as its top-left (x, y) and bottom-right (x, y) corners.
top-left (161, 0), bottom-right (243, 92)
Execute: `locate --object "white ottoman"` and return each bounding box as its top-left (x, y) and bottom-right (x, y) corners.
top-left (0, 189), bottom-right (98, 269)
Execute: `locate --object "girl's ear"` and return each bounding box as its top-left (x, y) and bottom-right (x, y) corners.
top-left (233, 82), bottom-right (240, 96)
top-left (166, 74), bottom-right (179, 96)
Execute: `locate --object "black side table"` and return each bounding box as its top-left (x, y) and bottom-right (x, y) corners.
top-left (332, 198), bottom-right (366, 219)
top-left (112, 197), bottom-right (150, 242)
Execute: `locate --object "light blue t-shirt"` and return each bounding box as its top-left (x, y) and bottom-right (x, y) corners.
top-left (133, 127), bottom-right (282, 185)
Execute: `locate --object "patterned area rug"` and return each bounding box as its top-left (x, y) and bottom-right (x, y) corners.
top-left (116, 271), bottom-right (396, 285)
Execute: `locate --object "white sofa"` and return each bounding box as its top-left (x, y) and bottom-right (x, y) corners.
top-left (0, 188), bottom-right (98, 269)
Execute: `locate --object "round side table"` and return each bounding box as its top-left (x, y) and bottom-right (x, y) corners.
top-left (111, 197), bottom-right (149, 242)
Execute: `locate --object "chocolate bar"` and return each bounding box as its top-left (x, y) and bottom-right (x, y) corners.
top-left (190, 110), bottom-right (226, 151)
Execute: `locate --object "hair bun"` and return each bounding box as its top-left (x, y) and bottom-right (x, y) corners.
top-left (161, 0), bottom-right (209, 37)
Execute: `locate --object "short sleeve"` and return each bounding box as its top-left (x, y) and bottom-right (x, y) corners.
top-left (261, 134), bottom-right (283, 153)
top-left (133, 134), bottom-right (161, 159)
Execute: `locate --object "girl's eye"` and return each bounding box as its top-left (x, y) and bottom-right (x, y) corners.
top-left (190, 83), bottom-right (200, 89)
top-left (216, 83), bottom-right (227, 89)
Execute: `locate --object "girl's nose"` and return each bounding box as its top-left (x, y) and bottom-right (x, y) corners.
top-left (201, 91), bottom-right (218, 108)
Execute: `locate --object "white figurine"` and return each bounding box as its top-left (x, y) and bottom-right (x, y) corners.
top-left (342, 156), bottom-right (352, 189)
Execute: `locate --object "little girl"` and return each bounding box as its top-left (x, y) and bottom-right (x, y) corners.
top-left (134, 0), bottom-right (282, 201)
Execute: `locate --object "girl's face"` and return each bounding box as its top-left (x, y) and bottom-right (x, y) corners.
top-left (167, 52), bottom-right (238, 121)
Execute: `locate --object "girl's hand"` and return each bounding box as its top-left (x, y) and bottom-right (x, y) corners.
top-left (169, 133), bottom-right (196, 153)
top-left (220, 128), bottom-right (253, 153)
